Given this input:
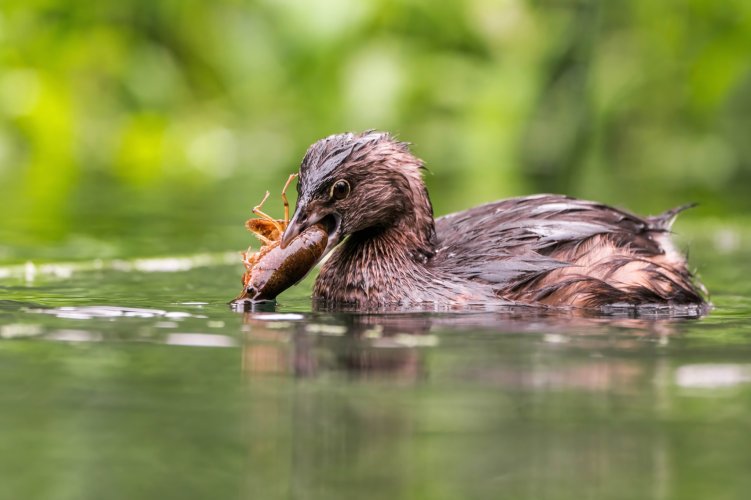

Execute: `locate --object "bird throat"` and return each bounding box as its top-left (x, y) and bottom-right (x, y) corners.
top-left (314, 221), bottom-right (435, 305)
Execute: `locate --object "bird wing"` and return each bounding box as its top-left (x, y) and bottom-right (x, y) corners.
top-left (432, 194), bottom-right (668, 289)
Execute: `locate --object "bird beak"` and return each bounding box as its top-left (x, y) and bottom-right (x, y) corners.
top-left (280, 204), bottom-right (343, 257)
top-left (280, 205), bottom-right (307, 249)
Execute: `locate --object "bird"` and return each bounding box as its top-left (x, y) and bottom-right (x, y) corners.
top-left (279, 131), bottom-right (707, 310)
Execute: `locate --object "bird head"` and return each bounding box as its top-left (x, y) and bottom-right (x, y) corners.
top-left (280, 131), bottom-right (435, 260)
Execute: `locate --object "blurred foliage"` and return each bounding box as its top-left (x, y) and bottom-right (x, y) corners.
top-left (0, 0), bottom-right (750, 262)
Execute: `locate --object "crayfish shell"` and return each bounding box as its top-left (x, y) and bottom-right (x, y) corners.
top-left (234, 223), bottom-right (328, 303)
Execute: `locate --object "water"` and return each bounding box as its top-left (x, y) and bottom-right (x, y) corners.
top-left (2, 224), bottom-right (751, 500)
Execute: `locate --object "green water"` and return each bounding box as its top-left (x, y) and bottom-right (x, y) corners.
top-left (1, 222), bottom-right (750, 500)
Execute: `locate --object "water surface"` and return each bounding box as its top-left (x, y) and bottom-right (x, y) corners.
top-left (1, 224), bottom-right (750, 500)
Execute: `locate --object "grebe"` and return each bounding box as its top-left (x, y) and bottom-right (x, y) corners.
top-left (280, 131), bottom-right (707, 310)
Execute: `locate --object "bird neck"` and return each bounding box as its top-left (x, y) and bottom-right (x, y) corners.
top-left (314, 225), bottom-right (492, 307)
top-left (393, 160), bottom-right (437, 260)
top-left (315, 226), bottom-right (433, 306)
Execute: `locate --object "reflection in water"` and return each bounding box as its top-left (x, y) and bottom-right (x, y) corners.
top-left (165, 333), bottom-right (237, 348)
top-left (242, 313), bottom-right (427, 380)
top-left (1, 291), bottom-right (749, 498)
top-left (240, 308), bottom-right (686, 381)
top-left (675, 364), bottom-right (751, 388)
top-left (240, 309), bottom-right (741, 500)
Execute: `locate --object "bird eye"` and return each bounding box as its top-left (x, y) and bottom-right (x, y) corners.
top-left (330, 180), bottom-right (350, 201)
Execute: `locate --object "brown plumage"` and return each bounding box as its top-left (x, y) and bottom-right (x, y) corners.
top-left (280, 131), bottom-right (708, 310)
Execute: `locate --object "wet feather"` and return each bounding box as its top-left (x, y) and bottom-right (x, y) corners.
top-left (289, 132), bottom-right (707, 310)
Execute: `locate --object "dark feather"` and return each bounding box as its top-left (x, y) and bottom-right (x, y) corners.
top-left (291, 133), bottom-right (707, 309)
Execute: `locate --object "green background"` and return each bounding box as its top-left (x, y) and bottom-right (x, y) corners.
top-left (2, 0), bottom-right (750, 264)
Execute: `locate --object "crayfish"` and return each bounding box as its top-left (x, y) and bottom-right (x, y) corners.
top-left (233, 173), bottom-right (327, 303)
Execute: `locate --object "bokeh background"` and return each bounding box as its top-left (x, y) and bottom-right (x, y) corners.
top-left (3, 4), bottom-right (751, 499)
top-left (1, 0), bottom-right (750, 264)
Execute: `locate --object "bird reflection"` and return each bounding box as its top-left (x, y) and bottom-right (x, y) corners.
top-left (238, 305), bottom-right (701, 500)
top-left (239, 303), bottom-right (694, 383)
top-left (241, 311), bottom-right (427, 380)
